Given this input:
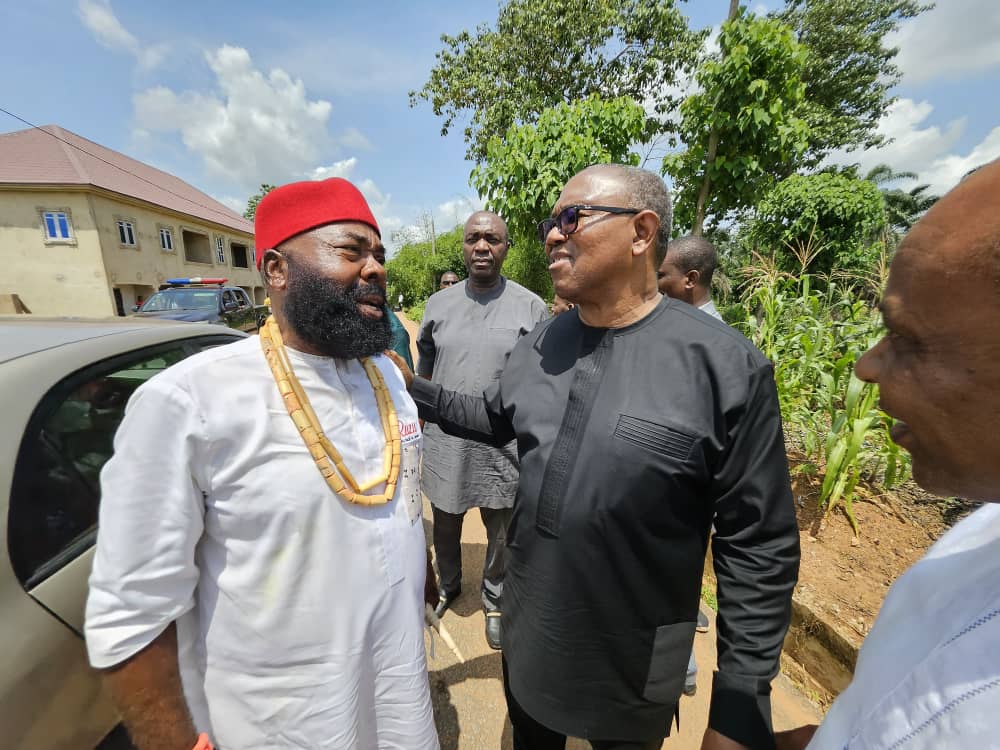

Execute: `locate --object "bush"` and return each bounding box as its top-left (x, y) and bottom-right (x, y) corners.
top-left (405, 301), bottom-right (426, 324)
top-left (749, 172), bottom-right (887, 277)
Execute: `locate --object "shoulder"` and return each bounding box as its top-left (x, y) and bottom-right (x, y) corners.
top-left (662, 298), bottom-right (770, 371)
top-left (502, 279), bottom-right (546, 307)
top-left (133, 336), bottom-right (262, 407)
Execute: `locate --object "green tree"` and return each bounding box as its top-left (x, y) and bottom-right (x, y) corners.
top-left (664, 10), bottom-right (811, 235)
top-left (244, 183), bottom-right (277, 221)
top-left (748, 172), bottom-right (888, 276)
top-left (410, 0), bottom-right (704, 162)
top-left (470, 95), bottom-right (648, 297)
top-left (863, 164), bottom-right (939, 232)
top-left (385, 226), bottom-right (465, 306)
top-left (773, 0), bottom-right (930, 167)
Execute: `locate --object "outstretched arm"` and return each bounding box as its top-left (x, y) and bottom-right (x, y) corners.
top-left (411, 377), bottom-right (515, 448)
top-left (385, 349), bottom-right (516, 448)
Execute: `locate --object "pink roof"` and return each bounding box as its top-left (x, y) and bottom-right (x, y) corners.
top-left (0, 125), bottom-right (253, 235)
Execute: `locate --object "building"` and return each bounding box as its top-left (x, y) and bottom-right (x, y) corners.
top-left (0, 125), bottom-right (263, 317)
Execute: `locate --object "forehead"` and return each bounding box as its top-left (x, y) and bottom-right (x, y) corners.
top-left (555, 170), bottom-right (625, 212)
top-left (465, 213), bottom-right (505, 234)
top-left (296, 221), bottom-right (381, 248)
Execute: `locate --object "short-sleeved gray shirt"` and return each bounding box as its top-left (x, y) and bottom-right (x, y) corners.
top-left (417, 277), bottom-right (548, 512)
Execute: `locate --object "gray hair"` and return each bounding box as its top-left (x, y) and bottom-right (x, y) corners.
top-left (583, 164), bottom-right (673, 263)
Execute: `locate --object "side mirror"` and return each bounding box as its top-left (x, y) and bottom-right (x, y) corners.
top-left (131, 304), bottom-right (140, 312)
top-left (223, 301), bottom-right (238, 312)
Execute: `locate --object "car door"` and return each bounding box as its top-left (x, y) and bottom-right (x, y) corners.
top-left (3, 334), bottom-right (239, 749)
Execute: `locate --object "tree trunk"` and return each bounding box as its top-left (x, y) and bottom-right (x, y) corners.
top-left (692, 0), bottom-right (740, 237)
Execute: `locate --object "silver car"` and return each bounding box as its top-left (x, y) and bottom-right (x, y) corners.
top-left (0, 317), bottom-right (246, 749)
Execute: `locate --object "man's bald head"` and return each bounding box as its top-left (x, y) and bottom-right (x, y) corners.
top-left (577, 164), bottom-right (673, 264)
top-left (464, 211), bottom-right (510, 242)
top-left (897, 159), bottom-right (1000, 285)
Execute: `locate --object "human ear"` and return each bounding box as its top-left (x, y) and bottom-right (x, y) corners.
top-left (631, 210), bottom-right (659, 258)
top-left (262, 249), bottom-right (290, 291)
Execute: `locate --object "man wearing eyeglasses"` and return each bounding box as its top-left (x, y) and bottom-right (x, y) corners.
top-left (416, 211), bottom-right (548, 650)
top-left (395, 164), bottom-right (798, 750)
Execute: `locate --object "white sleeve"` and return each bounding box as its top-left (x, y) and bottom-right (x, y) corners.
top-left (85, 377), bottom-right (207, 669)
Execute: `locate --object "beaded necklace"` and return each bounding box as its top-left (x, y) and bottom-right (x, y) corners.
top-left (259, 316), bottom-right (400, 505)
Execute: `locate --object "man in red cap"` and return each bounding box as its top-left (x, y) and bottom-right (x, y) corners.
top-left (85, 178), bottom-right (439, 749)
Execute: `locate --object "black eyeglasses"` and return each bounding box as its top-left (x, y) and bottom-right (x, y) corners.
top-left (537, 205), bottom-right (640, 243)
top-left (440, 279), bottom-right (458, 286)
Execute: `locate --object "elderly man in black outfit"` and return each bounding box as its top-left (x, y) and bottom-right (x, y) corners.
top-left (393, 164), bottom-right (799, 750)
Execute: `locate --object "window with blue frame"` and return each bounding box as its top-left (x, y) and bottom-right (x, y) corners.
top-left (43, 211), bottom-right (72, 241)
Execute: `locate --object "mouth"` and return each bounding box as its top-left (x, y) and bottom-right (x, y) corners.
top-left (356, 294), bottom-right (385, 318)
top-left (888, 419), bottom-right (911, 445)
top-left (548, 250), bottom-right (572, 272)
top-left (471, 257), bottom-right (493, 271)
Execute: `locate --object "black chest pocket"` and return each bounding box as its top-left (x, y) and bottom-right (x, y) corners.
top-left (614, 414), bottom-right (696, 461)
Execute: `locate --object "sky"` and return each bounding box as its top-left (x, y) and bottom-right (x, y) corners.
top-left (1, 0), bottom-right (998, 252)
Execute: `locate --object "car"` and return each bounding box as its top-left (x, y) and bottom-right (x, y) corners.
top-left (0, 316), bottom-right (247, 750)
top-left (131, 278), bottom-right (269, 333)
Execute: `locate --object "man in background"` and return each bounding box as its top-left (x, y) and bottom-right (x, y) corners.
top-left (439, 270), bottom-right (460, 290)
top-left (417, 211), bottom-right (548, 650)
top-left (658, 235), bottom-right (722, 321)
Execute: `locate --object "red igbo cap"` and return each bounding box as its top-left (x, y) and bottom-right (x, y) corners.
top-left (254, 177), bottom-right (380, 268)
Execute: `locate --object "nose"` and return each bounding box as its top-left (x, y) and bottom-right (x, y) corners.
top-left (544, 224), bottom-right (567, 256)
top-left (360, 252), bottom-right (386, 287)
top-left (854, 337), bottom-right (885, 384)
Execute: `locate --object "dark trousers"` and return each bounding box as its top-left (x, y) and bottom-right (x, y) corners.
top-left (432, 505), bottom-right (511, 612)
top-left (503, 659), bottom-right (663, 750)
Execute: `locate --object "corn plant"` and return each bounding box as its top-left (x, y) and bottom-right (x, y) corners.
top-left (732, 247), bottom-right (910, 535)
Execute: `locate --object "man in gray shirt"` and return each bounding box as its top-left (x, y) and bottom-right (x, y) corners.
top-left (417, 211), bottom-right (548, 649)
top-left (657, 235), bottom-right (723, 321)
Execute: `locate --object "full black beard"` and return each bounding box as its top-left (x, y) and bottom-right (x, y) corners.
top-left (283, 259), bottom-right (391, 360)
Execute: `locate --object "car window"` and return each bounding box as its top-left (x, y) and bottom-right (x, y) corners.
top-left (8, 344), bottom-right (190, 588)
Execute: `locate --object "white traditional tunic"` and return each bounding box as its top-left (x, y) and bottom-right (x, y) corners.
top-left (86, 336), bottom-right (437, 749)
top-left (808, 503), bottom-right (1000, 749)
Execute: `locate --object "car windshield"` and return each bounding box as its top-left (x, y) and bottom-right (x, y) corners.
top-left (139, 289), bottom-right (219, 312)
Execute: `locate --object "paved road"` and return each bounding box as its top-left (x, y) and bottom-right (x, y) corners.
top-left (400, 312), bottom-right (822, 749)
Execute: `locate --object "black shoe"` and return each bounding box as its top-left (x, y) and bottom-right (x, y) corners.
top-left (485, 612), bottom-right (502, 650)
top-left (434, 588), bottom-right (461, 619)
top-left (696, 608), bottom-right (710, 633)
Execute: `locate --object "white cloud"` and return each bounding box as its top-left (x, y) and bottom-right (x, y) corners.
top-left (134, 45), bottom-right (399, 235)
top-left (829, 98), bottom-right (1000, 195)
top-left (134, 46), bottom-right (333, 191)
top-left (309, 158), bottom-right (358, 181)
top-left (436, 196), bottom-right (484, 230)
top-left (338, 128), bottom-right (374, 152)
top-left (77, 0), bottom-right (167, 70)
top-left (889, 0), bottom-right (1000, 84)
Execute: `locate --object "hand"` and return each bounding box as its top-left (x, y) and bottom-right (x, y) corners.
top-left (774, 725), bottom-right (818, 750)
top-left (699, 729), bottom-right (750, 750)
top-left (384, 350), bottom-right (414, 389)
top-left (424, 548), bottom-right (440, 610)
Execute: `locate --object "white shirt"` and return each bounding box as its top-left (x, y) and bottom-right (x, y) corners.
top-left (808, 503), bottom-right (1000, 749)
top-left (86, 336), bottom-right (438, 749)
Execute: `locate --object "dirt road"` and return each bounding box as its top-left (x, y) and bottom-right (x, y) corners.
top-left (399, 313), bottom-right (821, 749)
